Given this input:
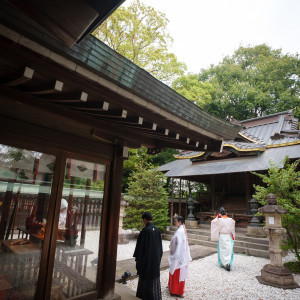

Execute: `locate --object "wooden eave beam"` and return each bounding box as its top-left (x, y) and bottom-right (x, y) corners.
top-left (84, 109), bottom-right (127, 118)
top-left (19, 80), bottom-right (64, 94)
top-left (57, 100), bottom-right (109, 111)
top-left (0, 66), bottom-right (34, 86)
top-left (37, 91), bottom-right (88, 102)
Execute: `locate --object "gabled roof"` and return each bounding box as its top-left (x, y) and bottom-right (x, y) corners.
top-left (163, 145), bottom-right (300, 177)
top-left (159, 110), bottom-right (300, 176)
top-left (239, 110), bottom-right (300, 147)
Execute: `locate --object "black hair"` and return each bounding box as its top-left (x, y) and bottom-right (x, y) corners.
top-left (220, 207), bottom-right (226, 215)
top-left (142, 212), bottom-right (153, 221)
top-left (175, 216), bottom-right (184, 223)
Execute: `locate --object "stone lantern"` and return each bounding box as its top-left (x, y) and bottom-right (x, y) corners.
top-left (256, 193), bottom-right (299, 289)
top-left (246, 197), bottom-right (266, 238)
top-left (185, 197), bottom-right (198, 229)
top-left (118, 193), bottom-right (129, 244)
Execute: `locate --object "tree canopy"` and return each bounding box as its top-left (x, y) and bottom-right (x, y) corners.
top-left (172, 74), bottom-right (215, 107)
top-left (202, 44), bottom-right (300, 120)
top-left (93, 0), bottom-right (186, 85)
top-left (173, 44), bottom-right (300, 120)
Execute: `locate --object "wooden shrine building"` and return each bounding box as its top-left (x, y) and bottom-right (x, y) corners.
top-left (0, 1), bottom-right (240, 299)
top-left (159, 110), bottom-right (300, 226)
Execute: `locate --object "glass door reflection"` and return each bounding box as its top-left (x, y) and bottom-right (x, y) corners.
top-left (0, 144), bottom-right (56, 299)
top-left (51, 158), bottom-right (106, 299)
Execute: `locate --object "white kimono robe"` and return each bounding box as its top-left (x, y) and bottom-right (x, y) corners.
top-left (211, 217), bottom-right (235, 266)
top-left (168, 225), bottom-right (192, 282)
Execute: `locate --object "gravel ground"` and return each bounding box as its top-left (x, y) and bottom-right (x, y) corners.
top-left (77, 231), bottom-right (300, 299)
top-left (125, 246), bottom-right (300, 300)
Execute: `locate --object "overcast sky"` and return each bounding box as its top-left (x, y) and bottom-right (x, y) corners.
top-left (124, 0), bottom-right (300, 73)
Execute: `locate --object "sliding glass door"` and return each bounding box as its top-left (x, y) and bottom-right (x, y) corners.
top-left (0, 144), bottom-right (56, 299)
top-left (50, 158), bottom-right (106, 299)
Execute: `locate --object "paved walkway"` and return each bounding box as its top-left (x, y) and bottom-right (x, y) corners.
top-left (115, 245), bottom-right (216, 299)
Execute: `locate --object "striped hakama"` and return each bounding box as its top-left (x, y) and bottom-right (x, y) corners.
top-left (136, 276), bottom-right (162, 300)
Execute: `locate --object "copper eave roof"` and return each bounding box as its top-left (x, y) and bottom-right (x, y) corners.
top-left (0, 0), bottom-right (240, 152)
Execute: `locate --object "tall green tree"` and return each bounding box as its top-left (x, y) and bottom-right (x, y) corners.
top-left (172, 45), bottom-right (299, 120)
top-left (200, 44), bottom-right (300, 120)
top-left (122, 146), bottom-right (177, 192)
top-left (172, 74), bottom-right (215, 107)
top-left (252, 157), bottom-right (300, 263)
top-left (123, 166), bottom-right (169, 232)
top-left (93, 0), bottom-right (186, 85)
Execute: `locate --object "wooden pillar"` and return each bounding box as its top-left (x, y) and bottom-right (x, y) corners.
top-left (171, 178), bottom-right (174, 224)
top-left (211, 175), bottom-right (216, 211)
top-left (245, 172), bottom-right (250, 213)
top-left (98, 146), bottom-right (126, 299)
top-left (0, 181), bottom-right (14, 240)
top-left (185, 180), bottom-right (188, 219)
top-left (66, 176), bottom-right (75, 228)
top-left (179, 178), bottom-right (182, 216)
top-left (39, 152), bottom-right (67, 300)
top-left (80, 178), bottom-right (91, 247)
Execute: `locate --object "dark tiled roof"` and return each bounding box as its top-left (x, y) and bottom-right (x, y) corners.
top-left (166, 110), bottom-right (300, 164)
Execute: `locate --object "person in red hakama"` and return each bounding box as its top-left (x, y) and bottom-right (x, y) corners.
top-left (168, 216), bottom-right (192, 298)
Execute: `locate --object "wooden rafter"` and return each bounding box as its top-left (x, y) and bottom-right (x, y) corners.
top-left (20, 80), bottom-right (64, 94)
top-left (0, 66), bottom-right (34, 86)
top-left (39, 91), bottom-right (88, 102)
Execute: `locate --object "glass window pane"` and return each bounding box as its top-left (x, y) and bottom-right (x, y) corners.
top-left (0, 144), bottom-right (56, 299)
top-left (52, 158), bottom-right (105, 298)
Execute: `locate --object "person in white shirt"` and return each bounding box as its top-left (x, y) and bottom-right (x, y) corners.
top-left (168, 216), bottom-right (192, 298)
top-left (211, 207), bottom-right (235, 271)
top-left (59, 198), bottom-right (68, 228)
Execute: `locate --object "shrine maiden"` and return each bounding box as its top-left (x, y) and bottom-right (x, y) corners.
top-left (211, 207), bottom-right (235, 271)
top-left (168, 216), bottom-right (192, 298)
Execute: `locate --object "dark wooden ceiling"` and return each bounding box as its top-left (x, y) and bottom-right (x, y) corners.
top-left (9, 0), bottom-right (125, 47)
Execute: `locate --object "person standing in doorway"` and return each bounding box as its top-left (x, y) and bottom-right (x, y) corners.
top-left (211, 207), bottom-right (235, 271)
top-left (133, 212), bottom-right (163, 300)
top-left (168, 216), bottom-right (192, 298)
top-left (59, 198), bottom-right (68, 228)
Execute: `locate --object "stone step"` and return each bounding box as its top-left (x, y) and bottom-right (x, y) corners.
top-left (167, 226), bottom-right (268, 245)
top-left (162, 233), bottom-right (270, 258)
top-left (163, 224), bottom-right (270, 259)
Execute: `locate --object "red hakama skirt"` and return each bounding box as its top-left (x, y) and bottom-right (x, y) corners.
top-left (168, 268), bottom-right (185, 296)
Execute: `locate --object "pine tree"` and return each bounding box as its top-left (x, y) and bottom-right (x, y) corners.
top-left (123, 166), bottom-right (169, 232)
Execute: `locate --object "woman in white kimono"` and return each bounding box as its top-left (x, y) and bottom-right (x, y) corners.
top-left (211, 207), bottom-right (235, 271)
top-left (168, 216), bottom-right (192, 298)
top-left (59, 198), bottom-right (68, 228)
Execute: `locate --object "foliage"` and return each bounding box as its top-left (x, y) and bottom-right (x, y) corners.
top-left (122, 147), bottom-right (177, 192)
top-left (252, 157), bottom-right (300, 262)
top-left (123, 166), bottom-right (169, 232)
top-left (178, 44), bottom-right (299, 120)
top-left (172, 74), bottom-right (215, 107)
top-left (284, 261), bottom-right (300, 274)
top-left (93, 0), bottom-right (186, 85)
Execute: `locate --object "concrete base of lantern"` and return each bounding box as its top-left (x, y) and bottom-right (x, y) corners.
top-left (256, 264), bottom-right (299, 289)
top-left (185, 220), bottom-right (199, 229)
top-left (246, 226), bottom-right (266, 238)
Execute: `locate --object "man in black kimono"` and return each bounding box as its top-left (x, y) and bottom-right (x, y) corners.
top-left (133, 212), bottom-right (163, 300)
